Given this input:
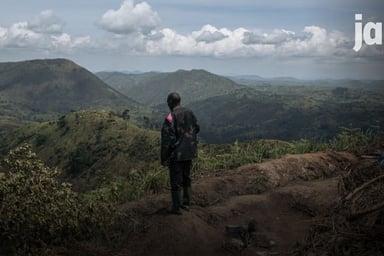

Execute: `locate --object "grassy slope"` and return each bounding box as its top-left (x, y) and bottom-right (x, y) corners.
top-left (0, 110), bottom-right (160, 192)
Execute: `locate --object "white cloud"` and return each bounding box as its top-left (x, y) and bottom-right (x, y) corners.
top-left (0, 26), bottom-right (6, 44)
top-left (194, 25), bottom-right (228, 43)
top-left (28, 10), bottom-right (65, 34)
top-left (243, 29), bottom-right (296, 45)
top-left (51, 33), bottom-right (91, 50)
top-left (94, 1), bottom-right (380, 60)
top-left (275, 26), bottom-right (352, 57)
top-left (0, 3), bottom-right (380, 62)
top-left (7, 22), bottom-right (42, 48)
top-left (144, 25), bottom-right (355, 59)
top-left (0, 10), bottom-right (90, 52)
top-left (98, 0), bottom-right (161, 35)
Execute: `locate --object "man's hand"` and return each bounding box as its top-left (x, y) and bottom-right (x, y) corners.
top-left (162, 160), bottom-right (170, 166)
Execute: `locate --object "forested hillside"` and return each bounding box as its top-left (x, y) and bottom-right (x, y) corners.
top-left (188, 84), bottom-right (384, 143)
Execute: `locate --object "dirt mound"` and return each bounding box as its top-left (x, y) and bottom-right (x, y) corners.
top-left (98, 151), bottom-right (358, 256)
top-left (241, 151), bottom-right (356, 186)
top-left (294, 159), bottom-right (384, 256)
top-left (123, 151), bottom-right (357, 216)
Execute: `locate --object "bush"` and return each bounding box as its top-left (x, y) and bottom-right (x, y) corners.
top-left (0, 144), bottom-right (117, 255)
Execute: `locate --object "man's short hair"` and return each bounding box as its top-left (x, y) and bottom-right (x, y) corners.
top-left (167, 92), bottom-right (181, 108)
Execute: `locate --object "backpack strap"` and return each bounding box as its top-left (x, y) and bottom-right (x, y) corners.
top-left (166, 113), bottom-right (173, 123)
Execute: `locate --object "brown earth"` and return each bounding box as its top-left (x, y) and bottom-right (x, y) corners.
top-left (68, 151), bottom-right (360, 256)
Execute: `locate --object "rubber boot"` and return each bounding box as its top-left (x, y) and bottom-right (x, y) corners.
top-left (181, 187), bottom-right (191, 211)
top-left (169, 190), bottom-right (182, 215)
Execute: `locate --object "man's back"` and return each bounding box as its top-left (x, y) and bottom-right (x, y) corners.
top-left (161, 106), bottom-right (199, 163)
top-left (172, 106), bottom-right (200, 161)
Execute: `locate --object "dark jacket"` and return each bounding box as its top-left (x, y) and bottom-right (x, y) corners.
top-left (161, 106), bottom-right (200, 163)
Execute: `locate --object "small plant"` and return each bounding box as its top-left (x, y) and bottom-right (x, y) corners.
top-left (252, 172), bottom-right (269, 194)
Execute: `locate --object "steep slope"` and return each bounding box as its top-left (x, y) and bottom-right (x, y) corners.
top-left (97, 69), bottom-right (242, 106)
top-left (0, 110), bottom-right (160, 192)
top-left (0, 59), bottom-right (139, 127)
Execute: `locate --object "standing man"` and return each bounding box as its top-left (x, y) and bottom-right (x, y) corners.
top-left (161, 92), bottom-right (200, 215)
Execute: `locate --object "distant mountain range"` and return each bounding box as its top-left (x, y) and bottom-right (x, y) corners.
top-left (1, 58), bottom-right (383, 144)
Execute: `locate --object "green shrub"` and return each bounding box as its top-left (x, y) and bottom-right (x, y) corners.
top-left (0, 144), bottom-right (117, 255)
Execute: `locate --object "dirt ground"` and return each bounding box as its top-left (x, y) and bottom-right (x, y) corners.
top-left (100, 151), bottom-right (358, 256)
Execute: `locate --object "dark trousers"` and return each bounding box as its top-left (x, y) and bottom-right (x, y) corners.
top-left (169, 160), bottom-right (192, 191)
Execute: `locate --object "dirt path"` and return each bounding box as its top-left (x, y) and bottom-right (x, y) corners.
top-left (108, 151), bottom-right (358, 256)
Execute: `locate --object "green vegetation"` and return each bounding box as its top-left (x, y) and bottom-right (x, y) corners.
top-left (330, 126), bottom-right (382, 155)
top-left (0, 110), bottom-right (162, 193)
top-left (0, 110), bottom-right (382, 254)
top-left (194, 127), bottom-right (383, 172)
top-left (0, 144), bottom-right (118, 255)
top-left (187, 83), bottom-right (384, 143)
top-left (0, 110), bottom-right (382, 199)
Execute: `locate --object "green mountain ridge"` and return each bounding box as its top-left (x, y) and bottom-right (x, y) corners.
top-left (1, 58), bottom-right (383, 145)
top-left (0, 59), bottom-right (140, 129)
top-left (96, 69), bottom-right (242, 106)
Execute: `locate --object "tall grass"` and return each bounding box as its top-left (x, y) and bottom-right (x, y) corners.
top-left (78, 126), bottom-right (384, 204)
top-left (193, 127), bottom-right (383, 172)
top-left (329, 127), bottom-right (382, 155)
top-left (94, 168), bottom-right (169, 204)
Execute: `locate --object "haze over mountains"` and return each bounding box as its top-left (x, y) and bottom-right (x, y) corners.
top-left (1, 58), bottom-right (384, 144)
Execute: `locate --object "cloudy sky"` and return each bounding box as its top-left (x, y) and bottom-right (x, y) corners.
top-left (0, 0), bottom-right (383, 79)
